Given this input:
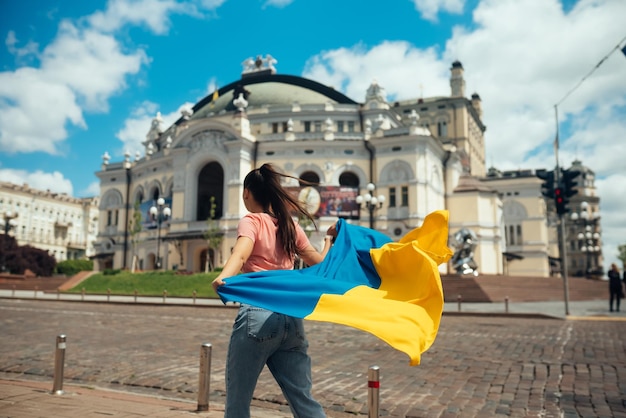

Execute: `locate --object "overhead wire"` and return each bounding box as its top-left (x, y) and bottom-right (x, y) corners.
top-left (555, 34), bottom-right (626, 107)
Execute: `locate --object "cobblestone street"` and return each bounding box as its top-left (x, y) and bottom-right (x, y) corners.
top-left (1, 299), bottom-right (625, 417)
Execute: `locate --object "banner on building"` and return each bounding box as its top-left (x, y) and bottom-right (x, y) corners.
top-left (287, 186), bottom-right (360, 219)
top-left (139, 198), bottom-right (172, 230)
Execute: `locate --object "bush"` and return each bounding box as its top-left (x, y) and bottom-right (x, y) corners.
top-left (56, 259), bottom-right (93, 276)
top-left (0, 235), bottom-right (56, 276)
top-left (103, 268), bottom-right (121, 276)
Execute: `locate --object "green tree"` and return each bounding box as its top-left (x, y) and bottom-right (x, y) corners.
top-left (128, 201), bottom-right (143, 272)
top-left (204, 196), bottom-right (223, 272)
top-left (618, 244), bottom-right (626, 270)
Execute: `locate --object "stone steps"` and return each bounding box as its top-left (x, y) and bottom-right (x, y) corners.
top-left (442, 274), bottom-right (607, 302)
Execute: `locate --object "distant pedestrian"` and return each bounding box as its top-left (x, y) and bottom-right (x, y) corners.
top-left (608, 263), bottom-right (623, 312)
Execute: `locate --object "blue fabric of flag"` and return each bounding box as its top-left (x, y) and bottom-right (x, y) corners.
top-left (217, 210), bottom-right (452, 365)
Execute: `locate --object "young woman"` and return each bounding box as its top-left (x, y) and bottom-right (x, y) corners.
top-left (212, 163), bottom-right (335, 418)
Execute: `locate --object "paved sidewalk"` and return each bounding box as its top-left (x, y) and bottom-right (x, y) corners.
top-left (0, 288), bottom-right (229, 307)
top-left (0, 378), bottom-right (293, 417)
top-left (1, 294), bottom-right (624, 417)
top-left (2, 288), bottom-right (625, 319)
top-left (444, 298), bottom-right (626, 320)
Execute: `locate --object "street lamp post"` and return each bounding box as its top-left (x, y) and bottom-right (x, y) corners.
top-left (570, 201), bottom-right (601, 278)
top-left (0, 211), bottom-right (19, 272)
top-left (355, 183), bottom-right (385, 229)
top-left (149, 198), bottom-right (171, 270)
top-left (0, 211), bottom-right (18, 235)
top-left (579, 226), bottom-right (600, 276)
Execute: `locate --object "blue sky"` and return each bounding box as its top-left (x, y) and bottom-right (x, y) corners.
top-left (1, 0), bottom-right (625, 268)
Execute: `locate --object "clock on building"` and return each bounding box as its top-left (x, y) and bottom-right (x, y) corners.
top-left (298, 186), bottom-right (321, 214)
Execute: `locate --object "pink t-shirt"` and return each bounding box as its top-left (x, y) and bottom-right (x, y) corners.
top-left (237, 213), bottom-right (310, 273)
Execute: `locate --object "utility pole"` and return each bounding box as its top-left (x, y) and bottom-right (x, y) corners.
top-left (554, 106), bottom-right (569, 316)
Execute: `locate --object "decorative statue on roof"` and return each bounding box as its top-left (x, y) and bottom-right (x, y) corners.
top-left (365, 79), bottom-right (388, 103)
top-left (241, 54), bottom-right (278, 74)
top-left (146, 112), bottom-right (163, 142)
top-left (451, 228), bottom-right (479, 276)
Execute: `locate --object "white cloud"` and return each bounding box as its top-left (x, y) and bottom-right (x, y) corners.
top-left (0, 0), bottom-right (230, 157)
top-left (303, 42), bottom-right (449, 102)
top-left (88, 0), bottom-right (190, 34)
top-left (5, 30), bottom-right (39, 62)
top-left (0, 67), bottom-right (84, 154)
top-left (444, 0), bottom-right (626, 171)
top-left (0, 21), bottom-right (147, 155)
top-left (116, 101), bottom-right (194, 156)
top-left (303, 0), bottom-right (626, 271)
top-left (596, 173), bottom-right (626, 268)
top-left (411, 0), bottom-right (465, 21)
top-left (42, 21), bottom-right (148, 112)
top-left (87, 0), bottom-right (227, 34)
top-left (0, 168), bottom-right (73, 195)
top-left (115, 101), bottom-right (160, 156)
top-left (81, 181), bottom-right (101, 198)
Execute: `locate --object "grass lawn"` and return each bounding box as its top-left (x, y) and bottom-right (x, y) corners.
top-left (65, 271), bottom-right (221, 298)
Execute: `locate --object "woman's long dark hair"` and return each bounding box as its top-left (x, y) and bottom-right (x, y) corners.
top-left (244, 163), bottom-right (316, 257)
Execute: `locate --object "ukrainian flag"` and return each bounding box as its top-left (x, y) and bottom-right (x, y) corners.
top-left (217, 210), bottom-right (453, 365)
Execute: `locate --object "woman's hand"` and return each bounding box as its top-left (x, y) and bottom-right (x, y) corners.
top-left (212, 277), bottom-right (225, 293)
top-left (326, 222), bottom-right (338, 240)
top-left (211, 236), bottom-right (254, 294)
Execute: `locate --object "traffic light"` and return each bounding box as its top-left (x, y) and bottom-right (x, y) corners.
top-left (554, 187), bottom-right (567, 215)
top-left (561, 168), bottom-right (580, 198)
top-left (536, 169), bottom-right (555, 198)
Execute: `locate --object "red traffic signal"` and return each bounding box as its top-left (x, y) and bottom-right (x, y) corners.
top-left (554, 187), bottom-right (568, 215)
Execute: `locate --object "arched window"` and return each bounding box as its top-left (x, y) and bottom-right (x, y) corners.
top-left (339, 172), bottom-right (359, 187)
top-left (134, 188), bottom-right (144, 205)
top-left (197, 162), bottom-right (224, 220)
top-left (299, 171), bottom-right (319, 186)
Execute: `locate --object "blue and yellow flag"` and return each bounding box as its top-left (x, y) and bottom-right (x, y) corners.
top-left (217, 210), bottom-right (453, 365)
top-left (209, 89), bottom-right (219, 108)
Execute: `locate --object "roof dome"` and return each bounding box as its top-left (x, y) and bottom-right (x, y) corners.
top-left (570, 159), bottom-right (594, 175)
top-left (190, 73), bottom-right (358, 120)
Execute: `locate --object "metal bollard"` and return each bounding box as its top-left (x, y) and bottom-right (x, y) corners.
top-left (505, 296), bottom-right (509, 314)
top-left (368, 365), bottom-right (380, 418)
top-left (457, 294), bottom-right (462, 312)
top-left (134, 289), bottom-right (138, 303)
top-left (52, 335), bottom-right (66, 395)
top-left (193, 290), bottom-right (197, 305)
top-left (81, 288), bottom-right (85, 301)
top-left (197, 343), bottom-right (212, 411)
top-left (163, 290), bottom-right (167, 304)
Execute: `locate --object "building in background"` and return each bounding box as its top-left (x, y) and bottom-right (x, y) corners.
top-left (93, 56), bottom-right (601, 277)
top-left (0, 182), bottom-right (99, 261)
top-left (565, 160), bottom-right (603, 277)
top-left (483, 168), bottom-right (559, 277)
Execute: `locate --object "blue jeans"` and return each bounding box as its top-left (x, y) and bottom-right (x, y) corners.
top-left (225, 304), bottom-right (326, 418)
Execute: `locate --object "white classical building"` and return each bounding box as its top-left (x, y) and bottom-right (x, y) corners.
top-left (0, 181), bottom-right (99, 261)
top-left (93, 55), bottom-right (602, 277)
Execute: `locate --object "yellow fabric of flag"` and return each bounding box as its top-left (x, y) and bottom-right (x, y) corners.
top-left (306, 210), bottom-right (452, 365)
